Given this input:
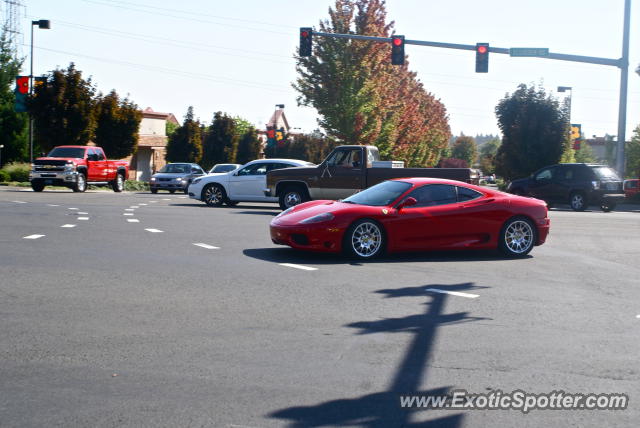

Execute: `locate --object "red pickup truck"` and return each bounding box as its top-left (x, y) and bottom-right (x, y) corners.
top-left (30, 145), bottom-right (129, 193)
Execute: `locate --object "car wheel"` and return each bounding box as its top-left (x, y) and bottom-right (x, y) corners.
top-left (112, 173), bottom-right (124, 192)
top-left (344, 219), bottom-right (385, 259)
top-left (499, 216), bottom-right (536, 257)
top-left (31, 182), bottom-right (45, 192)
top-left (279, 186), bottom-right (308, 210)
top-left (150, 188), bottom-right (158, 194)
top-left (73, 173), bottom-right (87, 193)
top-left (203, 183), bottom-right (226, 207)
top-left (569, 191), bottom-right (586, 211)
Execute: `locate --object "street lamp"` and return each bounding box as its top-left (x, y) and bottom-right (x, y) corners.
top-left (29, 19), bottom-right (51, 164)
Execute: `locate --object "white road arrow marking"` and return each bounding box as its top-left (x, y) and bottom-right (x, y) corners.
top-left (425, 288), bottom-right (479, 299)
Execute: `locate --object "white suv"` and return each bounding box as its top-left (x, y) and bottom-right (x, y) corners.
top-left (188, 159), bottom-right (314, 207)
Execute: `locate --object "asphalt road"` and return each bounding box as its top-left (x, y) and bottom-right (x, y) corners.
top-left (1, 187), bottom-right (639, 427)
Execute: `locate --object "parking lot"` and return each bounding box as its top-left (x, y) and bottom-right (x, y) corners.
top-left (1, 187), bottom-right (638, 427)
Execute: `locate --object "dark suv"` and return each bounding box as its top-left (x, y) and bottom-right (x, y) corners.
top-left (507, 164), bottom-right (625, 211)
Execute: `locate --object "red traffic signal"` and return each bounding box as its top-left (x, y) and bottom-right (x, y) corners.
top-left (300, 27), bottom-right (313, 57)
top-left (391, 35), bottom-right (405, 65)
top-left (16, 76), bottom-right (29, 94)
top-left (475, 43), bottom-right (489, 73)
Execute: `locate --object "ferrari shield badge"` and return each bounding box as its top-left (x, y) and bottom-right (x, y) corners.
top-left (382, 208), bottom-right (389, 215)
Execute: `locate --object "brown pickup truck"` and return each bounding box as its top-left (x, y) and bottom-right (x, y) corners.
top-left (265, 145), bottom-right (480, 209)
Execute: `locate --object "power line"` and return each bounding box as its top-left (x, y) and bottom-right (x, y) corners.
top-left (28, 44), bottom-right (291, 92)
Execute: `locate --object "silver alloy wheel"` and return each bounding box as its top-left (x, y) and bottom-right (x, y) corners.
top-left (77, 174), bottom-right (86, 192)
top-left (504, 220), bottom-right (533, 254)
top-left (116, 174), bottom-right (124, 191)
top-left (351, 221), bottom-right (382, 258)
top-left (284, 191), bottom-right (302, 208)
top-left (571, 193), bottom-right (584, 210)
top-left (204, 185), bottom-right (223, 205)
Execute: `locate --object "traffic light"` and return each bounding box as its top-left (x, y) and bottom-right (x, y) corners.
top-left (475, 43), bottom-right (489, 73)
top-left (391, 35), bottom-right (405, 65)
top-left (300, 27), bottom-right (313, 57)
top-left (571, 124), bottom-right (582, 150)
top-left (14, 76), bottom-right (29, 112)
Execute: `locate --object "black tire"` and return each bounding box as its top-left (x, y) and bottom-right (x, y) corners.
top-left (343, 219), bottom-right (386, 260)
top-left (203, 183), bottom-right (226, 207)
top-left (183, 187), bottom-right (189, 195)
top-left (498, 216), bottom-right (536, 257)
top-left (73, 173), bottom-right (87, 193)
top-left (169, 189), bottom-right (176, 194)
top-left (31, 181), bottom-right (45, 192)
top-left (112, 173), bottom-right (125, 192)
top-left (150, 188), bottom-right (158, 194)
top-left (279, 185), bottom-right (309, 210)
top-left (226, 200), bottom-right (239, 207)
top-left (569, 191), bottom-right (586, 211)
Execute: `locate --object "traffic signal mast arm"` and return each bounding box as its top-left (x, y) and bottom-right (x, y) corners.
top-left (310, 30), bottom-right (624, 68)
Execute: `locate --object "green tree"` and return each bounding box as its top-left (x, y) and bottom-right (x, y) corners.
top-left (165, 106), bottom-right (203, 163)
top-left (575, 142), bottom-right (597, 164)
top-left (94, 90), bottom-right (142, 159)
top-left (626, 125), bottom-right (640, 177)
top-left (29, 63), bottom-right (96, 153)
top-left (201, 112), bottom-right (238, 169)
top-left (293, 0), bottom-right (450, 166)
top-left (166, 121), bottom-right (178, 137)
top-left (480, 138), bottom-right (501, 158)
top-left (451, 136), bottom-right (477, 166)
top-left (236, 128), bottom-right (262, 164)
top-left (494, 84), bottom-right (567, 180)
top-left (0, 27), bottom-right (28, 164)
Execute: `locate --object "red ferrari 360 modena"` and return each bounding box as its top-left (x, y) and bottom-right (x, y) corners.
top-left (270, 178), bottom-right (550, 259)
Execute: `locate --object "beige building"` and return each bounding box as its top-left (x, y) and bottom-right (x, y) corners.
top-left (123, 108), bottom-right (179, 181)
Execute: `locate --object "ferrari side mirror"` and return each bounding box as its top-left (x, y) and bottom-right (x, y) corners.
top-left (398, 197), bottom-right (417, 210)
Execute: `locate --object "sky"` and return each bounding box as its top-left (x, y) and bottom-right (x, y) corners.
top-left (7, 0), bottom-right (640, 142)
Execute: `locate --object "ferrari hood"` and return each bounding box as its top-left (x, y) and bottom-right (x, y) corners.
top-left (272, 200), bottom-right (370, 226)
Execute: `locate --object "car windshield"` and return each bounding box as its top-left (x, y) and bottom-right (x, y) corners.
top-left (592, 166), bottom-right (620, 180)
top-left (47, 147), bottom-right (85, 158)
top-left (342, 180), bottom-right (412, 206)
top-left (211, 165), bottom-right (238, 173)
top-left (160, 164), bottom-right (189, 174)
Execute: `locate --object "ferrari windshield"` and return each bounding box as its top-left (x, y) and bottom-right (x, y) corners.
top-left (342, 180), bottom-right (412, 206)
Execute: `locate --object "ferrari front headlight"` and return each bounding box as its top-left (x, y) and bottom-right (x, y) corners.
top-left (300, 212), bottom-right (334, 224)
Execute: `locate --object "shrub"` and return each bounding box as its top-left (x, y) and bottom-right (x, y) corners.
top-left (0, 169), bottom-right (10, 182)
top-left (3, 162), bottom-right (31, 182)
top-left (124, 180), bottom-right (149, 191)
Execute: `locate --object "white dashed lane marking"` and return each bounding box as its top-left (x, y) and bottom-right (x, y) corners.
top-left (61, 224), bottom-right (76, 228)
top-left (124, 208), bottom-right (135, 211)
top-left (145, 228), bottom-right (163, 233)
top-left (12, 201), bottom-right (27, 204)
top-left (130, 206), bottom-right (139, 209)
top-left (425, 288), bottom-right (479, 299)
top-left (77, 212), bottom-right (88, 215)
top-left (23, 234), bottom-right (45, 239)
top-left (47, 204), bottom-right (59, 207)
top-left (78, 217), bottom-right (89, 221)
top-left (279, 263), bottom-right (318, 271)
top-left (193, 243), bottom-right (220, 250)
top-left (123, 213), bottom-right (134, 216)
top-left (127, 219), bottom-right (140, 223)
top-left (162, 198), bottom-right (171, 201)
top-left (68, 207), bottom-right (78, 210)
top-left (139, 203), bottom-right (148, 206)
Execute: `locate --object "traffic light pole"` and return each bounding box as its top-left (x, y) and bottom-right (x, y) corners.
top-left (310, 0), bottom-right (632, 175)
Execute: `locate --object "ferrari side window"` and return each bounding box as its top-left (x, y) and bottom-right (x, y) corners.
top-left (407, 184), bottom-right (457, 207)
top-left (457, 186), bottom-right (483, 202)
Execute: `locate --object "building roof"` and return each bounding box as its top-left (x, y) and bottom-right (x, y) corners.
top-left (141, 107), bottom-right (179, 125)
top-left (266, 108), bottom-right (290, 132)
